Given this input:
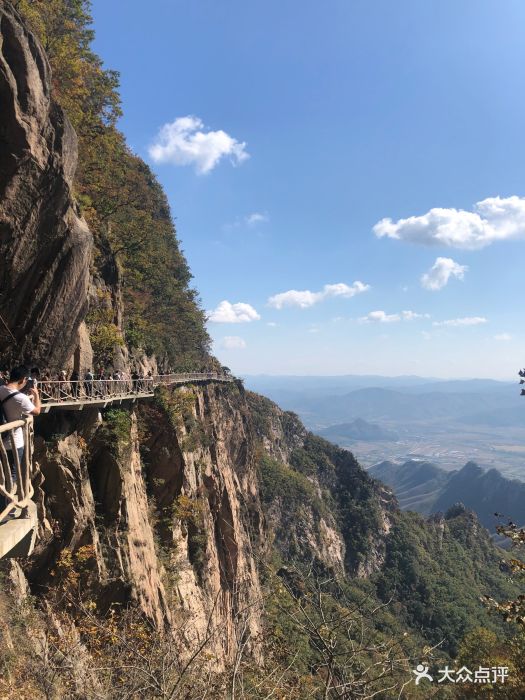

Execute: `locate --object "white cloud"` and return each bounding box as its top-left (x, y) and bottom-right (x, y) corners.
top-left (223, 212), bottom-right (269, 231)
top-left (421, 331), bottom-right (432, 340)
top-left (401, 310), bottom-right (430, 321)
top-left (433, 317), bottom-right (487, 327)
top-left (266, 321), bottom-right (278, 327)
top-left (359, 310), bottom-right (430, 323)
top-left (373, 195), bottom-right (525, 249)
top-left (268, 281), bottom-right (369, 309)
top-left (268, 290), bottom-right (318, 309)
top-left (421, 257), bottom-right (468, 291)
top-left (221, 336), bottom-right (246, 349)
top-left (360, 311), bottom-right (400, 323)
top-left (208, 301), bottom-right (260, 323)
top-left (149, 116), bottom-right (249, 174)
top-left (246, 212), bottom-right (268, 225)
top-left (494, 333), bottom-right (512, 341)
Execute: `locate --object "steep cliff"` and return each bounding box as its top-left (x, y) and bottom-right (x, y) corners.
top-left (0, 2), bottom-right (91, 368)
top-left (1, 0), bottom-right (210, 375)
top-left (0, 2), bottom-right (263, 679)
top-left (24, 382), bottom-right (264, 666)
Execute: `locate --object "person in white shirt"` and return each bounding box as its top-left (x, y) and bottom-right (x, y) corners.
top-left (0, 366), bottom-right (41, 516)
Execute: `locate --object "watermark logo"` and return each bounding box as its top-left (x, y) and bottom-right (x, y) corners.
top-left (412, 665), bottom-right (433, 685)
top-left (412, 665), bottom-right (509, 685)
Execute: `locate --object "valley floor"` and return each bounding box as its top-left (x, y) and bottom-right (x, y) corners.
top-left (310, 423), bottom-right (525, 480)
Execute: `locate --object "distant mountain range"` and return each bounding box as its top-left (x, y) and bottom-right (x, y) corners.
top-left (289, 385), bottom-right (519, 427)
top-left (370, 459), bottom-right (525, 531)
top-left (243, 375), bottom-right (520, 429)
top-left (318, 418), bottom-right (399, 443)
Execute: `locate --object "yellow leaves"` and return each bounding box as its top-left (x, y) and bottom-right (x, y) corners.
top-left (156, 386), bottom-right (197, 430)
top-left (318, 624), bottom-right (332, 642)
top-left (86, 289), bottom-right (124, 364)
top-left (508, 558), bottom-right (525, 572)
top-left (173, 494), bottom-right (206, 523)
top-left (51, 545), bottom-right (96, 603)
top-left (75, 544), bottom-right (96, 563)
top-left (496, 522), bottom-right (525, 544)
top-left (18, 0), bottom-right (114, 135)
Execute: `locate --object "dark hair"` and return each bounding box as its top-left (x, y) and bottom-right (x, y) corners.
top-left (9, 366), bottom-right (28, 382)
top-left (31, 367), bottom-right (40, 375)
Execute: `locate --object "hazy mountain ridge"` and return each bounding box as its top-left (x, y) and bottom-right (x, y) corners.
top-left (369, 459), bottom-right (450, 514)
top-left (292, 386), bottom-right (520, 425)
top-left (318, 418), bottom-right (399, 442)
top-left (244, 375), bottom-right (519, 427)
top-left (370, 459), bottom-right (525, 531)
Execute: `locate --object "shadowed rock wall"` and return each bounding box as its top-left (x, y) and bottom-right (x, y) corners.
top-left (0, 3), bottom-right (91, 368)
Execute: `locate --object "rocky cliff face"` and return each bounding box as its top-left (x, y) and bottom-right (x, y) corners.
top-left (0, 2), bottom-right (92, 368)
top-left (138, 382), bottom-right (264, 661)
top-left (11, 373), bottom-right (402, 679)
top-left (25, 382), bottom-right (264, 665)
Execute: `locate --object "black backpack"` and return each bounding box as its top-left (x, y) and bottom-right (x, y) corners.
top-left (0, 391), bottom-right (22, 427)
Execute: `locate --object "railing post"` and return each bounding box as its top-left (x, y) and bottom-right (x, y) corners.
top-left (0, 416), bottom-right (34, 522)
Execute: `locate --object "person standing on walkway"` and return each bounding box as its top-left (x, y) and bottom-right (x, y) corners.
top-left (0, 367), bottom-right (41, 517)
top-left (70, 369), bottom-right (79, 398)
top-left (84, 369), bottom-right (94, 397)
top-left (58, 370), bottom-right (69, 399)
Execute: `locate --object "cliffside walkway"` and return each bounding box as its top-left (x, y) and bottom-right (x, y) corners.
top-left (40, 372), bottom-right (233, 411)
top-left (0, 372), bottom-right (234, 559)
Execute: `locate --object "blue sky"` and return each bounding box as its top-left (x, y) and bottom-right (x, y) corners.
top-left (91, 0), bottom-right (525, 379)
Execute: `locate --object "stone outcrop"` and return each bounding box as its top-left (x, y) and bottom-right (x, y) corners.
top-left (0, 3), bottom-right (92, 368)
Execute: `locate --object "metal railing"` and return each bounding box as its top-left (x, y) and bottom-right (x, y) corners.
top-left (39, 372), bottom-right (233, 405)
top-left (0, 416), bottom-right (34, 522)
